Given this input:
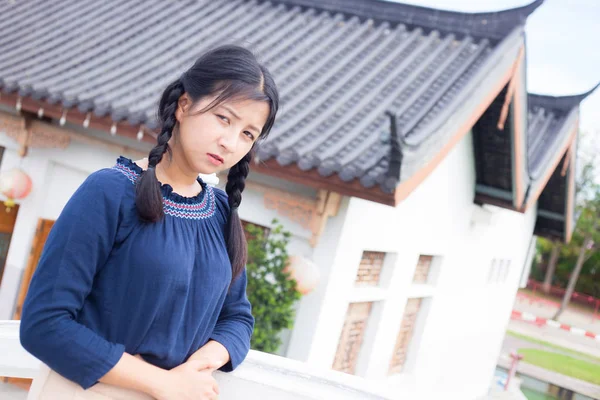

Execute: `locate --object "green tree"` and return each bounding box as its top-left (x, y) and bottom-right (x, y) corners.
top-left (537, 238), bottom-right (561, 293)
top-left (553, 191), bottom-right (600, 320)
top-left (531, 131), bottom-right (600, 317)
top-left (245, 219), bottom-right (301, 353)
top-left (552, 132), bottom-right (600, 320)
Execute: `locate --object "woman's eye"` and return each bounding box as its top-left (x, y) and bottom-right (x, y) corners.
top-left (217, 115), bottom-right (229, 124)
top-left (244, 131), bottom-right (255, 140)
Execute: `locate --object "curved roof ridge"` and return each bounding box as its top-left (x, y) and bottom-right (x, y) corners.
top-left (529, 82), bottom-right (600, 111)
top-left (267, 0), bottom-right (544, 39)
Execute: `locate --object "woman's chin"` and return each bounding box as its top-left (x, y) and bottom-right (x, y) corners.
top-left (196, 163), bottom-right (223, 176)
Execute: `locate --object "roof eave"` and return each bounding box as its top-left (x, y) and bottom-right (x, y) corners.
top-left (253, 159), bottom-right (396, 206)
top-left (529, 82), bottom-right (600, 111)
top-left (510, 53), bottom-right (530, 209)
top-left (0, 91), bottom-right (156, 145)
top-left (266, 0), bottom-right (543, 40)
top-left (564, 141), bottom-right (577, 243)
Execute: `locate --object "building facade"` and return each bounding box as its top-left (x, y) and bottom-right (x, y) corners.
top-left (0, 0), bottom-right (596, 398)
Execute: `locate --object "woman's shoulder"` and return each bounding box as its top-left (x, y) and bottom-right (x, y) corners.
top-left (212, 186), bottom-right (228, 204)
top-left (74, 157), bottom-right (139, 203)
top-left (108, 156), bottom-right (146, 186)
top-left (212, 186), bottom-right (230, 218)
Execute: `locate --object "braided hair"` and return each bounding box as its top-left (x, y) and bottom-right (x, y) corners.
top-left (135, 45), bottom-right (279, 282)
top-left (135, 79), bottom-right (184, 222)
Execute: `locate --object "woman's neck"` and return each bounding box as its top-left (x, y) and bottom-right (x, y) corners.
top-left (136, 154), bottom-right (202, 197)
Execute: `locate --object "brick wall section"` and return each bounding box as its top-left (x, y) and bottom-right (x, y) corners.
top-left (412, 255), bottom-right (433, 284)
top-left (332, 302), bottom-right (373, 374)
top-left (355, 251), bottom-right (385, 286)
top-left (389, 298), bottom-right (423, 374)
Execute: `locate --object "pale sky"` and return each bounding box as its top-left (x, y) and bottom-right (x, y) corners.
top-left (390, 0), bottom-right (600, 134)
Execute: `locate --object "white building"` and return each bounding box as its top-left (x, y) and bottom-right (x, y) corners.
top-left (0, 0), bottom-right (596, 399)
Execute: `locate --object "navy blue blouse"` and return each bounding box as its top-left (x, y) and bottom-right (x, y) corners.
top-left (20, 157), bottom-right (254, 389)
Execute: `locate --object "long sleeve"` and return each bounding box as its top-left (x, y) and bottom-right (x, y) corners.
top-left (19, 169), bottom-right (126, 389)
top-left (209, 269), bottom-right (255, 371)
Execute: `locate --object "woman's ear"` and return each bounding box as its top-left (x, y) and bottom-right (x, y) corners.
top-left (175, 93), bottom-right (191, 122)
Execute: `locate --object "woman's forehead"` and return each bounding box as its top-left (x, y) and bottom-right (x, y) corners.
top-left (195, 95), bottom-right (270, 128)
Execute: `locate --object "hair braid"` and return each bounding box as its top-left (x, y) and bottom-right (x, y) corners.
top-left (225, 152), bottom-right (252, 280)
top-left (135, 79), bottom-right (184, 222)
top-left (226, 152), bottom-right (252, 210)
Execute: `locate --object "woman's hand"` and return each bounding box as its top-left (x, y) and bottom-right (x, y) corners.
top-left (153, 359), bottom-right (220, 400)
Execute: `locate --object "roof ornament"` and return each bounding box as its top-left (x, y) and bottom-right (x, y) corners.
top-left (83, 112), bottom-right (91, 128)
top-left (385, 110), bottom-right (401, 188)
top-left (60, 110), bottom-right (68, 126)
top-left (110, 122), bottom-right (117, 136)
top-left (15, 96), bottom-right (22, 114)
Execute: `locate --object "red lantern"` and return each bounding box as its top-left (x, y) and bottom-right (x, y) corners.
top-left (0, 168), bottom-right (32, 210)
top-left (285, 255), bottom-right (320, 295)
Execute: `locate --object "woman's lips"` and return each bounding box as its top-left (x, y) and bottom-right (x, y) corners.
top-left (207, 153), bottom-right (224, 165)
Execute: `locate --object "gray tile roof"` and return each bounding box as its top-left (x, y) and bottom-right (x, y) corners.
top-left (0, 0), bottom-right (542, 194)
top-left (527, 85), bottom-right (598, 179)
top-left (528, 86), bottom-right (598, 241)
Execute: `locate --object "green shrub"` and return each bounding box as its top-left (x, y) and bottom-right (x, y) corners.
top-left (245, 219), bottom-right (301, 353)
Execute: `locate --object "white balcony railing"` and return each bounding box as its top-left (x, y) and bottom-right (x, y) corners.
top-left (1, 320), bottom-right (392, 399)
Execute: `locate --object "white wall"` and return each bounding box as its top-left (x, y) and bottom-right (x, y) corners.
top-left (234, 172), bottom-right (316, 260)
top-left (290, 131), bottom-right (536, 399)
top-left (0, 131), bottom-right (136, 319)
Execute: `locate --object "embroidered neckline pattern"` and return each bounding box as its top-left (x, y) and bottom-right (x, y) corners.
top-left (113, 159), bottom-right (216, 220)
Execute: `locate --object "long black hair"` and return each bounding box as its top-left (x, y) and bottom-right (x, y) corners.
top-left (136, 45), bottom-right (279, 282)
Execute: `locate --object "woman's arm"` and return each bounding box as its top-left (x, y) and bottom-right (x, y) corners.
top-left (205, 269), bottom-right (255, 371)
top-left (101, 353), bottom-right (220, 399)
top-left (188, 340), bottom-right (229, 368)
top-left (20, 170), bottom-right (127, 389)
top-left (99, 353), bottom-right (166, 395)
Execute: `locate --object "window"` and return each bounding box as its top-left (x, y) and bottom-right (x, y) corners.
top-left (389, 298), bottom-right (424, 374)
top-left (488, 258), bottom-right (512, 284)
top-left (332, 302), bottom-right (373, 374)
top-left (388, 254), bottom-right (439, 375)
top-left (412, 255), bottom-right (433, 284)
top-left (333, 251), bottom-right (395, 376)
top-left (355, 251), bottom-right (385, 287)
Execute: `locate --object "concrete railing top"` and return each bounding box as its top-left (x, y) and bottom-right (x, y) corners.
top-left (0, 320), bottom-right (393, 399)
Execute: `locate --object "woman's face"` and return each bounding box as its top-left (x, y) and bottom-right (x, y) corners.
top-left (174, 93), bottom-right (270, 175)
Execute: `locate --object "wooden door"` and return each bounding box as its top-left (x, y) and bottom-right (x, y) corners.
top-left (13, 218), bottom-right (55, 320)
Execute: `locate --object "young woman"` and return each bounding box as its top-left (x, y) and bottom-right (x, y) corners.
top-left (20, 45), bottom-right (279, 400)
